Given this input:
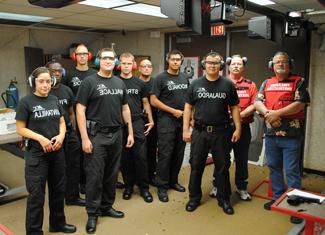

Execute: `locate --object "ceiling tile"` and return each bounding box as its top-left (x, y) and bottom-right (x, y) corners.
top-left (47, 18), bottom-right (106, 28)
top-left (0, 0), bottom-right (324, 32)
top-left (0, 3), bottom-right (73, 18)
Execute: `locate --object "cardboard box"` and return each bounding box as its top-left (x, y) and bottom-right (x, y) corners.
top-left (0, 108), bottom-right (16, 135)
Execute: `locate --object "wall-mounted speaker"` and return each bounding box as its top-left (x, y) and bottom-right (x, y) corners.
top-left (248, 16), bottom-right (271, 40)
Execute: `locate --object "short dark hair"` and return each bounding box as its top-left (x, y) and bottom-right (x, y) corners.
top-left (166, 49), bottom-right (184, 61)
top-left (204, 51), bottom-right (223, 61)
top-left (45, 60), bottom-right (61, 68)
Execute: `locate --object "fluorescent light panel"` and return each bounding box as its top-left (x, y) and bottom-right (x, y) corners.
top-left (307, 10), bottom-right (325, 16)
top-left (289, 11), bottom-right (302, 18)
top-left (0, 12), bottom-right (51, 22)
top-left (114, 3), bottom-right (168, 18)
top-left (79, 0), bottom-right (134, 8)
top-left (247, 0), bottom-right (275, 6)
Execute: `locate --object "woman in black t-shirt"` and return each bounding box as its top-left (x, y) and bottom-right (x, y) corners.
top-left (15, 67), bottom-right (76, 234)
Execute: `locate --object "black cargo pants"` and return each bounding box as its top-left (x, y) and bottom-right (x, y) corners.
top-left (25, 149), bottom-right (66, 235)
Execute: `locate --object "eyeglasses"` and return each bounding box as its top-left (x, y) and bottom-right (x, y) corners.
top-left (75, 52), bottom-right (89, 56)
top-left (205, 61), bottom-right (220, 66)
top-left (100, 56), bottom-right (115, 61)
top-left (273, 60), bottom-right (289, 65)
top-left (140, 65), bottom-right (152, 68)
top-left (49, 69), bottom-right (62, 73)
top-left (36, 78), bottom-right (52, 85)
top-left (169, 58), bottom-right (182, 62)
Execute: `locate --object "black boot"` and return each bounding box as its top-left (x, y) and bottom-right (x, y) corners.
top-left (85, 216), bottom-right (97, 234)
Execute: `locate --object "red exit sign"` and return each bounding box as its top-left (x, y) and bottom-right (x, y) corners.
top-left (211, 24), bottom-right (226, 36)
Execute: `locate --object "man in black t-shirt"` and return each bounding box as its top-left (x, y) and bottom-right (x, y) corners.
top-left (62, 44), bottom-right (97, 97)
top-left (150, 49), bottom-right (189, 202)
top-left (183, 51), bottom-right (241, 215)
top-left (48, 61), bottom-right (85, 207)
top-left (63, 44), bottom-right (97, 194)
top-left (118, 53), bottom-right (154, 203)
top-left (76, 48), bottom-right (134, 234)
top-left (139, 59), bottom-right (158, 186)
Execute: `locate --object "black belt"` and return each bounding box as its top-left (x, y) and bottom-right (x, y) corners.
top-left (86, 120), bottom-right (121, 134)
top-left (95, 125), bottom-right (121, 134)
top-left (194, 123), bottom-right (229, 133)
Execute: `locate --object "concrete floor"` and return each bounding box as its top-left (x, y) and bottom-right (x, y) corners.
top-left (0, 148), bottom-right (324, 235)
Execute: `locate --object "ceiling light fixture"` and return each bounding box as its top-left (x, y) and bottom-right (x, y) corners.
top-left (79, 0), bottom-right (134, 9)
top-left (247, 0), bottom-right (275, 6)
top-left (113, 3), bottom-right (168, 18)
top-left (0, 12), bottom-right (52, 22)
top-left (306, 10), bottom-right (325, 16)
top-left (288, 11), bottom-right (303, 18)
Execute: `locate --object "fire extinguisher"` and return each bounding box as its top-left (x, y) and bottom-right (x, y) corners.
top-left (1, 78), bottom-right (19, 109)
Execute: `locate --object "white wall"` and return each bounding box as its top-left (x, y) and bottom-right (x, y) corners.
top-left (0, 25), bottom-right (165, 109)
top-left (0, 26), bottom-right (29, 99)
top-left (304, 31), bottom-right (325, 172)
top-left (102, 30), bottom-right (165, 75)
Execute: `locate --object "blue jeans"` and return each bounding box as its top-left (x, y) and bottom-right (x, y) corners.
top-left (265, 136), bottom-right (302, 200)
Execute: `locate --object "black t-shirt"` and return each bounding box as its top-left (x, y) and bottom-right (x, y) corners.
top-left (151, 71), bottom-right (189, 115)
top-left (119, 76), bottom-right (147, 117)
top-left (143, 78), bottom-right (157, 121)
top-left (76, 73), bottom-right (127, 127)
top-left (143, 78), bottom-right (153, 98)
top-left (63, 67), bottom-right (97, 97)
top-left (15, 94), bottom-right (64, 155)
top-left (186, 76), bottom-right (239, 126)
top-left (50, 84), bottom-right (74, 125)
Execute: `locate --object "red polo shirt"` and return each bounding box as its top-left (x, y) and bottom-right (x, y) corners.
top-left (231, 76), bottom-right (258, 124)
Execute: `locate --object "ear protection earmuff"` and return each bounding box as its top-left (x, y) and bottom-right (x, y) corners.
top-left (62, 68), bottom-right (66, 77)
top-left (132, 61), bottom-right (138, 70)
top-left (94, 57), bottom-right (100, 68)
top-left (225, 56), bottom-right (248, 66)
top-left (201, 58), bottom-right (225, 70)
top-left (94, 56), bottom-right (119, 69)
top-left (28, 74), bottom-right (57, 88)
top-left (115, 59), bottom-right (138, 71)
top-left (268, 52), bottom-right (295, 70)
top-left (268, 58), bottom-right (295, 70)
top-left (71, 51), bottom-right (93, 61)
top-left (28, 74), bottom-right (35, 88)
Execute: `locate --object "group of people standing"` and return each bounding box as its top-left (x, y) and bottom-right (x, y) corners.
top-left (15, 43), bottom-right (309, 234)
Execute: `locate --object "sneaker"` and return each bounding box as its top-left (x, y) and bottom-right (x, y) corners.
top-left (209, 187), bottom-right (217, 198)
top-left (264, 200), bottom-right (276, 210)
top-left (236, 189), bottom-right (252, 201)
top-left (290, 216), bottom-right (303, 224)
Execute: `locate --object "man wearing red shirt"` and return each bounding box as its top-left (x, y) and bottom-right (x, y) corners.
top-left (255, 51), bottom-right (310, 224)
top-left (210, 55), bottom-right (257, 201)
